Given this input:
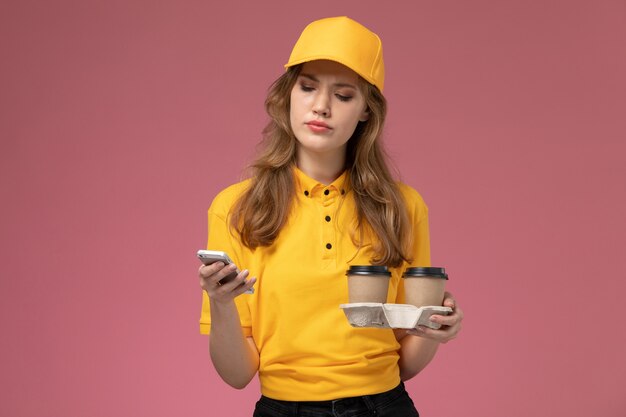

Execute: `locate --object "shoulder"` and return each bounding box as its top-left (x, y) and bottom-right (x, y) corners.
top-left (396, 182), bottom-right (429, 221)
top-left (208, 178), bottom-right (252, 217)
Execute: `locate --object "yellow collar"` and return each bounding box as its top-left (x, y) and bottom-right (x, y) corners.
top-left (294, 167), bottom-right (349, 199)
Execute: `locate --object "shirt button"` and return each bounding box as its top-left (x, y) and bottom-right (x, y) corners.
top-left (326, 243), bottom-right (332, 249)
top-left (304, 190), bottom-right (309, 196)
top-left (324, 189), bottom-right (330, 195)
top-left (325, 216), bottom-right (331, 222)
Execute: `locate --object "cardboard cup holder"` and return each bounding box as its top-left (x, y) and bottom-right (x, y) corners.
top-left (339, 303), bottom-right (453, 329)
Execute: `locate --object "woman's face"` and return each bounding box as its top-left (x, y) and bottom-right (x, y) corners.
top-left (290, 60), bottom-right (369, 159)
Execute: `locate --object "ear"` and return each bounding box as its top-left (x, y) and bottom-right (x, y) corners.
top-left (359, 108), bottom-right (370, 122)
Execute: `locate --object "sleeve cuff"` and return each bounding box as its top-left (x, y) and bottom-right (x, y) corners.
top-left (199, 323), bottom-right (253, 337)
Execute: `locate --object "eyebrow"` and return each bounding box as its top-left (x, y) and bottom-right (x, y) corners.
top-left (299, 73), bottom-right (357, 89)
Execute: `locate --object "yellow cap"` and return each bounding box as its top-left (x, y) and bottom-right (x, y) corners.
top-left (285, 16), bottom-right (385, 92)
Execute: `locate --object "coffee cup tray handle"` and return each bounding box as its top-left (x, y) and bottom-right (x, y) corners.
top-left (339, 303), bottom-right (453, 330)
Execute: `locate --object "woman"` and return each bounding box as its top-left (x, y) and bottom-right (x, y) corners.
top-left (199, 16), bottom-right (464, 416)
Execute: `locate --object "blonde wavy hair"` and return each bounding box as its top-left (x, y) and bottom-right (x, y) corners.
top-left (230, 65), bottom-right (412, 267)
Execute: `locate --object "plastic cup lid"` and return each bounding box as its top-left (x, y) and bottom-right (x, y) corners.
top-left (403, 267), bottom-right (448, 279)
top-left (346, 265), bottom-right (391, 277)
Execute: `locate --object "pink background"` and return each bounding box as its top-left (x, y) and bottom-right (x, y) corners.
top-left (1, 1), bottom-right (625, 416)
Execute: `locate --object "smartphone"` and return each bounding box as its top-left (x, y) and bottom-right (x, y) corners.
top-left (197, 250), bottom-right (254, 294)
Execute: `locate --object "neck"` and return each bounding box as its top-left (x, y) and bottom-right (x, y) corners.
top-left (296, 147), bottom-right (346, 185)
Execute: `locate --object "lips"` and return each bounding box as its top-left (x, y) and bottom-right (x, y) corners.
top-left (306, 120), bottom-right (331, 132)
top-left (307, 120), bottom-right (330, 128)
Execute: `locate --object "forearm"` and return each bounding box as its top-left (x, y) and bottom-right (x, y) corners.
top-left (397, 332), bottom-right (440, 381)
top-left (208, 300), bottom-right (259, 389)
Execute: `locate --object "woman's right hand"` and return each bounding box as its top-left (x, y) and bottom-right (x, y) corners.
top-left (199, 261), bottom-right (260, 388)
top-left (199, 262), bottom-right (256, 304)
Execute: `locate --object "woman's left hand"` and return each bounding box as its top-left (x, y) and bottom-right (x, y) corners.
top-left (406, 291), bottom-right (464, 343)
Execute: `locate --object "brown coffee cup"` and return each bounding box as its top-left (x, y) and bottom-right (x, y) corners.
top-left (402, 267), bottom-right (447, 307)
top-left (346, 265), bottom-right (391, 303)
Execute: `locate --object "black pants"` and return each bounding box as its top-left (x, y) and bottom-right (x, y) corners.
top-left (253, 382), bottom-right (419, 417)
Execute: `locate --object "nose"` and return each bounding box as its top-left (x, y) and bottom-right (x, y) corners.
top-left (312, 91), bottom-right (330, 118)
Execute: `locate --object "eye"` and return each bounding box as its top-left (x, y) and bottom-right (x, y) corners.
top-left (299, 84), bottom-right (315, 92)
top-left (335, 94), bottom-right (353, 102)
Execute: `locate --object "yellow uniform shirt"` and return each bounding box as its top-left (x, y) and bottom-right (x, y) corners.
top-left (200, 168), bottom-right (431, 401)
